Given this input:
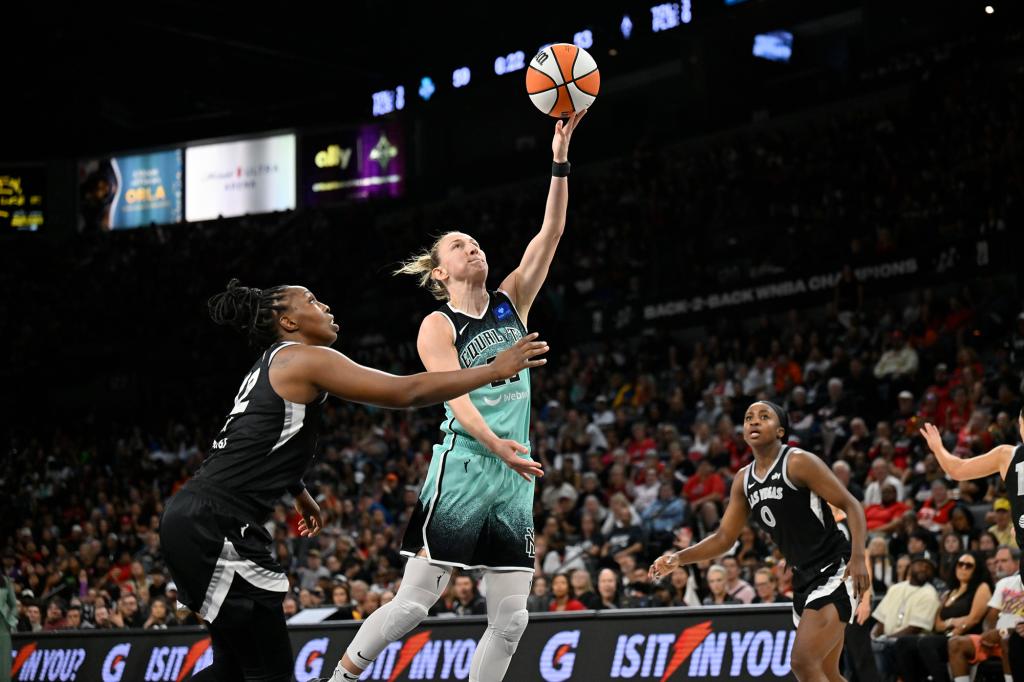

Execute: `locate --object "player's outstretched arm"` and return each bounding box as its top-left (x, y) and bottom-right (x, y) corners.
top-left (920, 422), bottom-right (1014, 481)
top-left (788, 450), bottom-right (870, 599)
top-left (499, 109), bottom-right (586, 322)
top-left (276, 335), bottom-right (547, 409)
top-left (649, 473), bottom-right (749, 581)
top-left (416, 314), bottom-right (544, 481)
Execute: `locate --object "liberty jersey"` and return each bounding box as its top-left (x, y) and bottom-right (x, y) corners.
top-left (745, 445), bottom-right (850, 572)
top-left (433, 290), bottom-right (530, 449)
top-left (189, 341), bottom-right (324, 520)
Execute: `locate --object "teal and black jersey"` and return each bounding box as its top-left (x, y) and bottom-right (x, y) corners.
top-left (432, 290), bottom-right (531, 450)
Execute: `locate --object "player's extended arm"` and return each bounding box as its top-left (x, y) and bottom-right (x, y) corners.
top-left (275, 334), bottom-right (547, 409)
top-left (920, 422), bottom-right (1013, 481)
top-left (788, 450), bottom-right (870, 599)
top-left (649, 473), bottom-right (749, 580)
top-left (499, 110), bottom-right (585, 322)
top-left (417, 313), bottom-right (543, 481)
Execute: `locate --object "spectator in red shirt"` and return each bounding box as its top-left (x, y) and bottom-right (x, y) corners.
top-left (548, 573), bottom-right (586, 612)
top-left (626, 422), bottom-right (657, 462)
top-left (865, 483), bottom-right (911, 532)
top-left (683, 459), bottom-right (726, 509)
top-left (939, 386), bottom-right (972, 434)
top-left (917, 479), bottom-right (957, 532)
top-left (955, 411), bottom-right (994, 457)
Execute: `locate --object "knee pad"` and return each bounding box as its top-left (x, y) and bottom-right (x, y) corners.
top-left (381, 594), bottom-right (430, 641)
top-left (491, 607), bottom-right (529, 655)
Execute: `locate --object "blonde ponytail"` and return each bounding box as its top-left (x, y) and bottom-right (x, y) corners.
top-left (394, 232), bottom-right (455, 301)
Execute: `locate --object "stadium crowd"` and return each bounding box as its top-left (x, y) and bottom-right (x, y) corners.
top-left (2, 31), bottom-right (1024, 682)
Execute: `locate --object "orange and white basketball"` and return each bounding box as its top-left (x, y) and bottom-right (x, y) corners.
top-left (526, 43), bottom-right (600, 118)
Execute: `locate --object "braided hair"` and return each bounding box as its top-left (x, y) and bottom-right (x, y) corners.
top-left (208, 278), bottom-right (289, 348)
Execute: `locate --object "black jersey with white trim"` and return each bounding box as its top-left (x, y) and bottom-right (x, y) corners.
top-left (744, 445), bottom-right (850, 572)
top-left (1004, 444), bottom-right (1024, 578)
top-left (189, 341), bottom-right (324, 520)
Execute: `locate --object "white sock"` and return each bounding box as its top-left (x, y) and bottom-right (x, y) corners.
top-left (953, 676), bottom-right (969, 682)
top-left (1005, 675), bottom-right (1013, 682)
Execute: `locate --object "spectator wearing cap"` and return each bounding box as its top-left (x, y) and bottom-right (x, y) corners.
top-left (989, 498), bottom-right (1018, 549)
top-left (297, 549), bottom-right (330, 591)
top-left (892, 551), bottom-right (993, 682)
top-left (871, 553), bottom-right (941, 680)
top-left (591, 396), bottom-right (614, 427)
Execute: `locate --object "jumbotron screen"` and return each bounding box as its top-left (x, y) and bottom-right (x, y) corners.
top-left (300, 123), bottom-right (405, 206)
top-left (0, 167), bottom-right (45, 231)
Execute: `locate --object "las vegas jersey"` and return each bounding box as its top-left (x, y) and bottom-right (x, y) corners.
top-left (188, 341), bottom-right (324, 520)
top-left (744, 445), bottom-right (850, 572)
top-left (1004, 444), bottom-right (1024, 580)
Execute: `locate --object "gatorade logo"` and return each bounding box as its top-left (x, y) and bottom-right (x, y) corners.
top-left (539, 630), bottom-right (580, 682)
top-left (142, 638), bottom-right (212, 681)
top-left (294, 638), bottom-right (329, 682)
top-left (102, 643), bottom-right (132, 682)
top-left (10, 643), bottom-right (87, 681)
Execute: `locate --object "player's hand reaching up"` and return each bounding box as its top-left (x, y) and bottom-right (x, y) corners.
top-left (295, 489), bottom-right (323, 537)
top-left (490, 439), bottom-right (544, 482)
top-left (552, 109), bottom-right (586, 163)
top-left (491, 333), bottom-right (548, 381)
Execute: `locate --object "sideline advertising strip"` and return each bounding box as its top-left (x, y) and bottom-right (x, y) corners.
top-left (11, 604), bottom-right (794, 681)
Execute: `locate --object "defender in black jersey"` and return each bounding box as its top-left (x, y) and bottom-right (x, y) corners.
top-left (160, 279), bottom-right (548, 682)
top-left (921, 413), bottom-right (1024, 581)
top-left (651, 401), bottom-right (870, 682)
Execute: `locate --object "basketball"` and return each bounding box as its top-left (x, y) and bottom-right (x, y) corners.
top-left (526, 43), bottom-right (600, 118)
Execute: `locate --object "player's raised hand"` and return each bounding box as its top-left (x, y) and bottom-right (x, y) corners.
top-left (553, 109), bottom-right (587, 163)
top-left (490, 438), bottom-right (545, 482)
top-left (919, 422), bottom-right (946, 455)
top-left (649, 552), bottom-right (681, 582)
top-left (491, 333), bottom-right (548, 380)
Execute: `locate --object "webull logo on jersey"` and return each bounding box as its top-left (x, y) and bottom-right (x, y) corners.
top-left (357, 631), bottom-right (478, 680)
top-left (459, 327), bottom-right (523, 367)
top-left (539, 630), bottom-right (580, 682)
top-left (102, 643), bottom-right (131, 682)
top-left (608, 621), bottom-right (795, 679)
top-left (11, 643), bottom-right (87, 681)
top-left (142, 638), bottom-right (213, 680)
top-left (294, 637), bottom-right (329, 682)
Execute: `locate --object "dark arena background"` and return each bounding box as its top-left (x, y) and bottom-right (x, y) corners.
top-left (3, 1), bottom-right (1024, 681)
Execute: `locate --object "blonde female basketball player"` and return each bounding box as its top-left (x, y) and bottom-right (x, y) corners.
top-left (331, 109), bottom-right (586, 682)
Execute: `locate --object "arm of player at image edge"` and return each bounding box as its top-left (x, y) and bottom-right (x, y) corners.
top-left (287, 332), bottom-right (548, 410)
top-left (499, 109), bottom-right (586, 322)
top-left (417, 313), bottom-right (544, 482)
top-left (648, 473), bottom-right (750, 581)
top-left (920, 422), bottom-right (1014, 481)
top-left (787, 449), bottom-right (870, 600)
